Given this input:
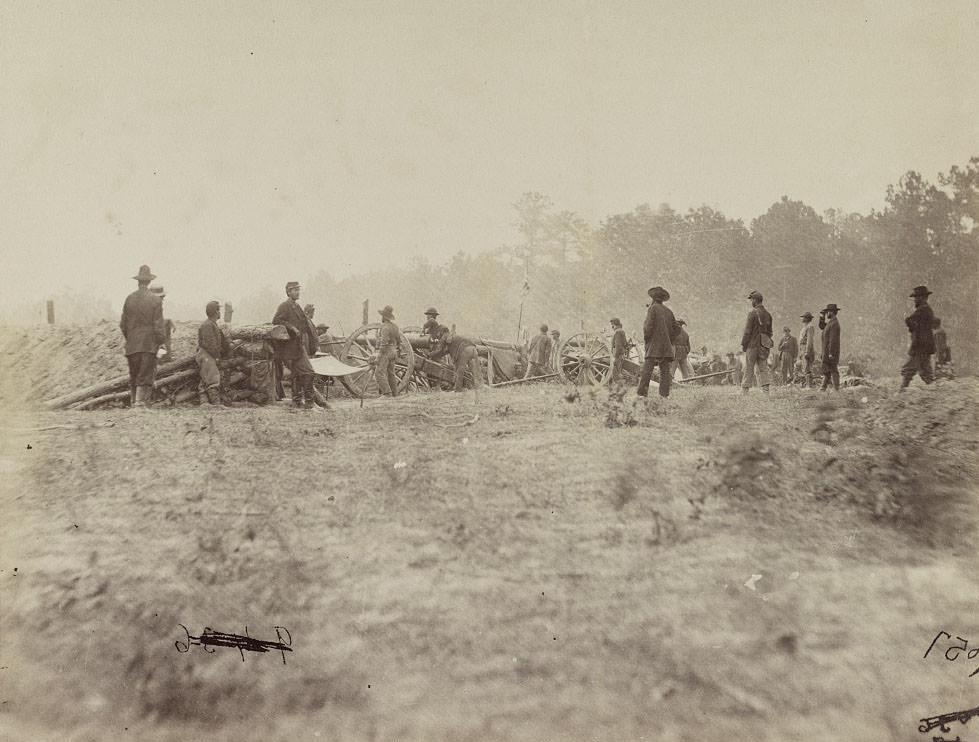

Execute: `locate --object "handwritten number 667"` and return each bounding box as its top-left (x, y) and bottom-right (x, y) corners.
top-left (924, 631), bottom-right (979, 677)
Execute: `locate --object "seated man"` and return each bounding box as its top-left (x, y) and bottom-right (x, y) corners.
top-left (429, 325), bottom-right (482, 392)
top-left (196, 301), bottom-right (231, 405)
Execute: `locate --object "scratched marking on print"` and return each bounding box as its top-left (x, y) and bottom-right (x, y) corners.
top-left (924, 630), bottom-right (979, 678)
top-left (918, 705), bottom-right (979, 736)
top-left (175, 624), bottom-right (293, 664)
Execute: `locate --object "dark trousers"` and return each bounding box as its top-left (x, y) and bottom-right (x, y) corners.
top-left (821, 359), bottom-right (839, 391)
top-left (282, 353), bottom-right (315, 403)
top-left (901, 352), bottom-right (933, 386)
top-left (637, 358), bottom-right (672, 398)
top-left (127, 352), bottom-right (157, 402)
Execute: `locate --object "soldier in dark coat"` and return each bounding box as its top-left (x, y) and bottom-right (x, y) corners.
top-left (610, 318), bottom-right (628, 382)
top-left (196, 301), bottom-right (231, 405)
top-left (820, 303), bottom-right (841, 391)
top-left (430, 324), bottom-right (482, 392)
top-left (272, 281), bottom-right (320, 409)
top-left (523, 324), bottom-right (553, 379)
top-left (900, 285), bottom-right (936, 388)
top-left (637, 286), bottom-right (681, 398)
top-left (120, 265), bottom-right (165, 408)
top-left (740, 290), bottom-right (773, 394)
top-left (670, 319), bottom-right (693, 380)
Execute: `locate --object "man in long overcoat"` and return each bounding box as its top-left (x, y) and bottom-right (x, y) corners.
top-left (272, 281), bottom-right (319, 409)
top-left (740, 290), bottom-right (773, 393)
top-left (120, 264), bottom-right (165, 408)
top-left (900, 285), bottom-right (936, 388)
top-left (637, 286), bottom-right (681, 398)
top-left (820, 303), bottom-right (841, 391)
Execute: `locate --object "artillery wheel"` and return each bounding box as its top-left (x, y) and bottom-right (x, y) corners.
top-left (558, 332), bottom-right (613, 386)
top-left (339, 323), bottom-right (415, 398)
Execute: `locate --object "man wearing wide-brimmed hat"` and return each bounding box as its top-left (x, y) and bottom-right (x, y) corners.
top-left (820, 303), bottom-right (842, 391)
top-left (901, 285), bottom-right (936, 388)
top-left (376, 305), bottom-right (404, 396)
top-left (120, 265), bottom-right (165, 408)
top-left (637, 286), bottom-right (681, 398)
top-left (740, 290), bottom-right (773, 394)
top-left (798, 312), bottom-right (816, 388)
top-left (272, 281), bottom-right (321, 409)
top-left (422, 307), bottom-right (440, 338)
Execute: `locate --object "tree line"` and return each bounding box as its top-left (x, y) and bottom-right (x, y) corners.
top-left (239, 157), bottom-right (976, 375)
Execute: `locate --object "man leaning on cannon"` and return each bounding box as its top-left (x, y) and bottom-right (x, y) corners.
top-left (272, 281), bottom-right (321, 410)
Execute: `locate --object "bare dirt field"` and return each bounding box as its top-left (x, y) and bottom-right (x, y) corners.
top-left (1, 325), bottom-right (977, 741)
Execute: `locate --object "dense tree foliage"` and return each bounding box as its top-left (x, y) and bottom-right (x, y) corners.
top-left (231, 158), bottom-right (976, 374)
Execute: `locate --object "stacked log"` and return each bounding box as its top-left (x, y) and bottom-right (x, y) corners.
top-left (45, 325), bottom-right (285, 410)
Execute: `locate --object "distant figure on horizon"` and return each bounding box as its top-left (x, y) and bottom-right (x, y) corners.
top-left (900, 285), bottom-right (936, 389)
top-left (120, 265), bottom-right (165, 409)
top-left (740, 290), bottom-right (773, 394)
top-left (820, 303), bottom-right (841, 391)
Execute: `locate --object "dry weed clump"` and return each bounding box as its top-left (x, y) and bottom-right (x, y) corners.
top-left (608, 461), bottom-right (709, 547)
top-left (811, 380), bottom-right (978, 542)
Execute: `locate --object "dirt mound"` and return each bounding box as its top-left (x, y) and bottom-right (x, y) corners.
top-left (0, 321), bottom-right (201, 405)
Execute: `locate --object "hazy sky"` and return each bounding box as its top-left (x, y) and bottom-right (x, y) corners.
top-left (2, 1), bottom-right (977, 315)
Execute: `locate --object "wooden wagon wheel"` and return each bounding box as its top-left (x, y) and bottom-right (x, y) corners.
top-left (558, 332), bottom-right (613, 386)
top-left (339, 323), bottom-right (415, 398)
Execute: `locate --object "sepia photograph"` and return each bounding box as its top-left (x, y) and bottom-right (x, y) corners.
top-left (1, 2), bottom-right (976, 740)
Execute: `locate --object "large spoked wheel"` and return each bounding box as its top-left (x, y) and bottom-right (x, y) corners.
top-left (558, 332), bottom-right (613, 386)
top-left (339, 323), bottom-right (415, 398)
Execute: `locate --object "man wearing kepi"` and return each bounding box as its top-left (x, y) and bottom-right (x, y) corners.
top-left (901, 285), bottom-right (936, 389)
top-left (120, 264), bottom-right (165, 408)
top-left (637, 285), bottom-right (681, 398)
top-left (740, 289), bottom-right (773, 394)
top-left (273, 281), bottom-right (319, 409)
top-left (196, 301), bottom-right (231, 405)
top-left (376, 305), bottom-right (403, 397)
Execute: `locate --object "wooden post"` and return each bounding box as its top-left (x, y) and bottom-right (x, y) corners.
top-left (224, 302), bottom-right (233, 324)
top-left (46, 300), bottom-right (54, 324)
top-left (362, 299), bottom-right (369, 326)
top-left (486, 348), bottom-right (495, 385)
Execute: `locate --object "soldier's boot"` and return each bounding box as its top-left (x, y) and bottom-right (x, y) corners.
top-left (899, 375), bottom-right (912, 391)
top-left (302, 377), bottom-right (316, 410)
top-left (206, 387), bottom-right (221, 405)
top-left (134, 385), bottom-right (151, 408)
